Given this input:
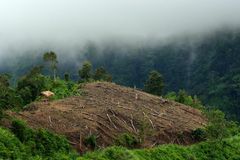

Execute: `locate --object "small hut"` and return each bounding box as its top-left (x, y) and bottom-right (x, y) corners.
top-left (41, 91), bottom-right (54, 102)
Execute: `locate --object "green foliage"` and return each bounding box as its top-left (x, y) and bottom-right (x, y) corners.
top-left (165, 90), bottom-right (203, 110)
top-left (0, 127), bottom-right (27, 159)
top-left (191, 128), bottom-right (207, 141)
top-left (164, 91), bottom-right (177, 101)
top-left (43, 51), bottom-right (58, 80)
top-left (0, 123), bottom-right (77, 159)
top-left (17, 66), bottom-right (48, 105)
top-left (94, 67), bottom-right (112, 82)
top-left (10, 119), bottom-right (75, 158)
top-left (144, 70), bottom-right (164, 96)
top-left (64, 72), bottom-right (70, 81)
top-left (50, 78), bottom-right (80, 100)
top-left (115, 133), bottom-right (139, 149)
top-left (33, 129), bottom-right (71, 156)
top-left (84, 134), bottom-right (97, 150)
top-left (0, 74), bottom-right (23, 110)
top-left (205, 110), bottom-right (240, 140)
top-left (11, 120), bottom-right (34, 143)
top-left (0, 73), bottom-right (11, 87)
top-left (80, 147), bottom-right (137, 160)
top-left (79, 61), bottom-right (92, 82)
top-left (79, 134), bottom-right (240, 160)
top-left (16, 66), bottom-right (80, 105)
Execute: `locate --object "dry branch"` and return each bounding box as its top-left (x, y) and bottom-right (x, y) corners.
top-left (130, 114), bottom-right (137, 133)
top-left (107, 114), bottom-right (117, 129)
top-left (143, 112), bottom-right (154, 129)
top-left (48, 116), bottom-right (53, 127)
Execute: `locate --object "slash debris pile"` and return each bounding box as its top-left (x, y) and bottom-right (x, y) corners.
top-left (8, 82), bottom-right (206, 152)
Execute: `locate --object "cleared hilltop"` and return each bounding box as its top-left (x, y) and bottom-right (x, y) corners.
top-left (8, 82), bottom-right (206, 152)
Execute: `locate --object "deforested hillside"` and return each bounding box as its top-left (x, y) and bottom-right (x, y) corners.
top-left (8, 82), bottom-right (206, 152)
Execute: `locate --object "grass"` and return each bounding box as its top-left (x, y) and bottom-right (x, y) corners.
top-left (78, 135), bottom-right (240, 160)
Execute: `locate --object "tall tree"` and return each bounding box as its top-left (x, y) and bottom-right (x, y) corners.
top-left (93, 67), bottom-right (112, 82)
top-left (144, 70), bottom-right (164, 96)
top-left (43, 51), bottom-right (58, 81)
top-left (17, 66), bottom-right (46, 105)
top-left (64, 73), bottom-right (70, 81)
top-left (0, 74), bottom-right (11, 87)
top-left (79, 61), bottom-right (92, 82)
top-left (0, 74), bottom-right (23, 109)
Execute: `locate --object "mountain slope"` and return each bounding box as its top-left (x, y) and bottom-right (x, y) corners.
top-left (8, 82), bottom-right (206, 152)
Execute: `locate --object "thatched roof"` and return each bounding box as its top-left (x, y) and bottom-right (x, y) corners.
top-left (41, 91), bottom-right (54, 97)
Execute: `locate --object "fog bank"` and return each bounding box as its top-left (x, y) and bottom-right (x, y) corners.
top-left (0, 0), bottom-right (240, 57)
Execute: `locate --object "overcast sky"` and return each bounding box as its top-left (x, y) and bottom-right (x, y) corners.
top-left (0, 0), bottom-right (240, 56)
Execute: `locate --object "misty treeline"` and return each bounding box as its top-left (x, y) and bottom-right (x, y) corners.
top-left (1, 29), bottom-right (240, 120)
top-left (0, 51), bottom-right (116, 110)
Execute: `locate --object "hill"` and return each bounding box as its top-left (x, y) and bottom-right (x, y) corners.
top-left (7, 82), bottom-right (206, 152)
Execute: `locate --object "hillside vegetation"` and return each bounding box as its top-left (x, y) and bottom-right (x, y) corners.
top-left (79, 135), bottom-right (240, 160)
top-left (0, 123), bottom-right (239, 160)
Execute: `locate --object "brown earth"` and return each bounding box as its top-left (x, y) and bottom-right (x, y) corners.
top-left (7, 82), bottom-right (206, 152)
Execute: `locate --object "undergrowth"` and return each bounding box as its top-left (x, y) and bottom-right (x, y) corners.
top-left (79, 134), bottom-right (240, 160)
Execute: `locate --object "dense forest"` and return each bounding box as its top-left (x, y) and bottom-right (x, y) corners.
top-left (1, 29), bottom-right (240, 120)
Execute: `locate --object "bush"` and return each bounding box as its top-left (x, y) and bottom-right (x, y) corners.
top-left (84, 134), bottom-right (97, 150)
top-left (0, 84), bottom-right (23, 110)
top-left (115, 133), bottom-right (139, 148)
top-left (80, 134), bottom-right (240, 160)
top-left (205, 110), bottom-right (240, 141)
top-left (34, 129), bottom-right (71, 156)
top-left (0, 127), bottom-right (27, 159)
top-left (11, 119), bottom-right (72, 157)
top-left (191, 128), bottom-right (207, 141)
top-left (11, 120), bottom-right (34, 143)
top-left (50, 79), bottom-right (80, 100)
top-left (144, 70), bottom-right (164, 96)
top-left (165, 90), bottom-right (204, 110)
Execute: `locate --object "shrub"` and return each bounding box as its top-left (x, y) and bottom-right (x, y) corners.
top-left (191, 128), bottom-right (207, 141)
top-left (0, 127), bottom-right (27, 159)
top-left (84, 134), bottom-right (97, 149)
top-left (115, 133), bottom-right (139, 148)
top-left (11, 119), bottom-right (72, 157)
top-left (11, 120), bottom-right (34, 143)
top-left (34, 129), bottom-right (71, 156)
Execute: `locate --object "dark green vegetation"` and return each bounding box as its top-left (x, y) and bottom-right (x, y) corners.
top-left (0, 120), bottom-right (77, 159)
top-left (144, 70), bottom-right (164, 96)
top-left (0, 53), bottom-right (113, 111)
top-left (0, 67), bottom-right (80, 108)
top-left (165, 90), bottom-right (240, 141)
top-left (79, 61), bottom-right (112, 83)
top-left (115, 133), bottom-right (139, 149)
top-left (79, 134), bottom-right (240, 160)
top-left (165, 90), bottom-right (203, 110)
top-left (0, 74), bottom-right (22, 110)
top-left (43, 51), bottom-right (58, 81)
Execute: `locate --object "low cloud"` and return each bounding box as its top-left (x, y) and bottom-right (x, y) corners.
top-left (0, 0), bottom-right (240, 57)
